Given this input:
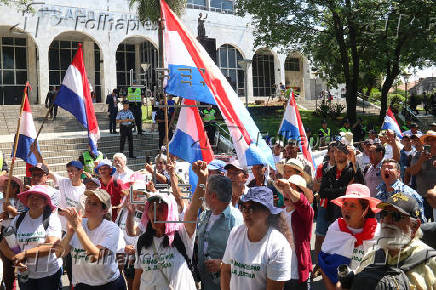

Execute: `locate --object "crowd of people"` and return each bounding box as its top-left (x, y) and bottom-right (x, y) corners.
top-left (0, 121), bottom-right (435, 290)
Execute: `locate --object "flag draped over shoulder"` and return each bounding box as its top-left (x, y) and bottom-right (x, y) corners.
top-left (381, 107), bottom-right (403, 138)
top-left (161, 0), bottom-right (275, 169)
top-left (278, 91), bottom-right (316, 173)
top-left (13, 83), bottom-right (40, 166)
top-left (54, 44), bottom-right (100, 154)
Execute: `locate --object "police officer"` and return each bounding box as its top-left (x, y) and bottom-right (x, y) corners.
top-left (127, 84), bottom-right (143, 135)
top-left (106, 89), bottom-right (119, 134)
top-left (78, 145), bottom-right (104, 175)
top-left (202, 104), bottom-right (216, 144)
top-left (117, 100), bottom-right (136, 158)
top-left (318, 119), bottom-right (331, 147)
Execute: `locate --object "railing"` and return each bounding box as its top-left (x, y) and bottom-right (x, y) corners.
top-left (186, 1), bottom-right (235, 14)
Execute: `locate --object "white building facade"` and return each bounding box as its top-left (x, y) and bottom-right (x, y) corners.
top-left (0, 0), bottom-right (317, 105)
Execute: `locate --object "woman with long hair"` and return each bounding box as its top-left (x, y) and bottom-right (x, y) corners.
top-left (58, 189), bottom-right (127, 290)
top-left (132, 160), bottom-right (206, 290)
top-left (221, 186), bottom-right (292, 290)
top-left (318, 184), bottom-right (381, 290)
top-left (0, 185), bottom-right (62, 290)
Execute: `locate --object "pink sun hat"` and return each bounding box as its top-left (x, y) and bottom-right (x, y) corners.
top-left (0, 175), bottom-right (23, 192)
top-left (331, 184), bottom-right (381, 213)
top-left (17, 185), bottom-right (56, 211)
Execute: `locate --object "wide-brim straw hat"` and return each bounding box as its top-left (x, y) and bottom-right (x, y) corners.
top-left (276, 158), bottom-right (311, 182)
top-left (420, 130), bottom-right (436, 143)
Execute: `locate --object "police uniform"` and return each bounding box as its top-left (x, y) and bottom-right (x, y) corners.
top-left (127, 87), bottom-right (143, 134)
top-left (202, 107), bottom-right (216, 144)
top-left (116, 102), bottom-right (135, 158)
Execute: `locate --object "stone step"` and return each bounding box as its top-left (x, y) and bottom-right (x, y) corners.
top-left (12, 158), bottom-right (149, 176)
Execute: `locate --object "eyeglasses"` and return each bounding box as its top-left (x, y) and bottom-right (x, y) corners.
top-left (380, 210), bottom-right (408, 222)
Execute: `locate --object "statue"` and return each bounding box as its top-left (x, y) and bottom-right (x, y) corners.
top-left (197, 13), bottom-right (208, 38)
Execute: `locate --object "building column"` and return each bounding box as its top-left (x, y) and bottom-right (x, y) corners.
top-left (27, 37), bottom-right (38, 104)
top-left (37, 41), bottom-right (49, 105)
top-left (103, 46), bottom-right (117, 98)
top-left (302, 57), bottom-right (312, 100)
top-left (277, 54), bottom-right (286, 87)
top-left (246, 63), bottom-right (253, 99)
top-left (83, 41), bottom-right (95, 92)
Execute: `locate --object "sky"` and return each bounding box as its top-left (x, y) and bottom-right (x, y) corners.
top-left (411, 66), bottom-right (436, 81)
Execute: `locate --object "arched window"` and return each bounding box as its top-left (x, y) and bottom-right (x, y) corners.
top-left (252, 50), bottom-right (275, 97)
top-left (217, 44), bottom-right (244, 96)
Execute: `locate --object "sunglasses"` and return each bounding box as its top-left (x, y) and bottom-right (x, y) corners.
top-left (239, 203), bottom-right (264, 215)
top-left (380, 210), bottom-right (408, 222)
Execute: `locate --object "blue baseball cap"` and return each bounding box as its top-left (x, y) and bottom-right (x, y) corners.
top-left (240, 186), bottom-right (283, 214)
top-left (207, 159), bottom-right (227, 173)
top-left (66, 160), bottom-right (83, 170)
top-left (94, 159), bottom-right (116, 175)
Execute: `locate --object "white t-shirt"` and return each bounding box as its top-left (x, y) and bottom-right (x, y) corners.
top-left (222, 225), bottom-right (291, 290)
top-left (135, 225), bottom-right (196, 290)
top-left (70, 218), bottom-right (121, 286)
top-left (113, 168), bottom-right (134, 183)
top-left (11, 211), bottom-right (62, 279)
top-left (284, 210), bottom-right (299, 280)
top-left (347, 226), bottom-right (365, 270)
top-left (36, 185), bottom-right (61, 209)
top-left (115, 207), bottom-right (141, 246)
top-left (53, 174), bottom-right (85, 231)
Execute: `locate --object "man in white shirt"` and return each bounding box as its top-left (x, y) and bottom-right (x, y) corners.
top-left (49, 160), bottom-right (85, 285)
top-left (112, 153), bottom-right (133, 183)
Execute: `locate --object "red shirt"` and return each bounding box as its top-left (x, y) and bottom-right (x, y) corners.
top-left (100, 177), bottom-right (126, 221)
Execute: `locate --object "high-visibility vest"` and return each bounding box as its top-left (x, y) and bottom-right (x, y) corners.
top-left (339, 127), bottom-right (352, 133)
top-left (319, 128), bottom-right (331, 141)
top-left (0, 151), bottom-right (3, 171)
top-left (203, 109), bottom-right (216, 122)
top-left (82, 151), bottom-right (103, 173)
top-left (127, 87), bottom-right (141, 102)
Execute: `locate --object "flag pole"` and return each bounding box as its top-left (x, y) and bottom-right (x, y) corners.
top-left (6, 82), bottom-right (30, 202)
top-left (160, 1), bottom-right (169, 157)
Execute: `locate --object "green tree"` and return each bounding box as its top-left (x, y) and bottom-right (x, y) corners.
top-left (237, 0), bottom-right (436, 122)
top-left (129, 0), bottom-right (186, 66)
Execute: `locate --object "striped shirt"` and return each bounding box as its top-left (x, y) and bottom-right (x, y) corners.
top-left (116, 109), bottom-right (134, 125)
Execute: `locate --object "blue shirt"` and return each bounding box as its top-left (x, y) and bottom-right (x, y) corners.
top-left (196, 205), bottom-right (243, 290)
top-left (116, 109), bottom-right (134, 125)
top-left (376, 180), bottom-right (426, 222)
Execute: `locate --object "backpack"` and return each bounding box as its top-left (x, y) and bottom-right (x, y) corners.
top-left (15, 208), bottom-right (51, 232)
top-left (351, 248), bottom-right (436, 290)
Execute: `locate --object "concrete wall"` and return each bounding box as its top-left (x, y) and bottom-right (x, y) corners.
top-left (0, 0), bottom-right (316, 104)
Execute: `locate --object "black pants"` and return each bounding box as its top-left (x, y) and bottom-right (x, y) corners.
top-left (130, 103), bottom-right (142, 133)
top-left (158, 122), bottom-right (165, 148)
top-left (49, 104), bottom-right (58, 119)
top-left (284, 279), bottom-right (310, 290)
top-left (18, 268), bottom-right (62, 290)
top-left (205, 123), bottom-right (216, 145)
top-left (75, 275), bottom-right (126, 290)
top-left (109, 111), bottom-right (117, 133)
top-left (120, 124), bottom-right (134, 156)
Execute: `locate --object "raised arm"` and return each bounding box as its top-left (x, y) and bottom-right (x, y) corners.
top-left (184, 161), bottom-right (208, 238)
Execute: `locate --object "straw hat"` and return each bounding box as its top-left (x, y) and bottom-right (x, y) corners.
top-left (276, 158), bottom-right (311, 182)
